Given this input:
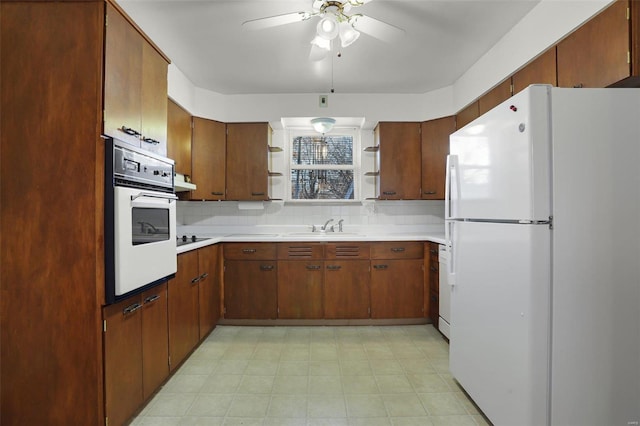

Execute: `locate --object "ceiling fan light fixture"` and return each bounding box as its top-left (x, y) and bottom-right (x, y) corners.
top-left (310, 35), bottom-right (331, 51)
top-left (311, 117), bottom-right (336, 134)
top-left (339, 21), bottom-right (360, 47)
top-left (317, 15), bottom-right (339, 40)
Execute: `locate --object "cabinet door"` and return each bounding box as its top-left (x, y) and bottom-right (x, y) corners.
top-left (324, 260), bottom-right (370, 319)
top-left (226, 122), bottom-right (269, 200)
top-left (103, 296), bottom-right (143, 426)
top-left (512, 48), bottom-right (557, 95)
top-left (376, 122), bottom-right (421, 200)
top-left (168, 251), bottom-right (200, 371)
top-left (427, 243), bottom-right (440, 326)
top-left (198, 244), bottom-right (221, 339)
top-left (478, 79), bottom-right (512, 116)
top-left (141, 283), bottom-right (168, 400)
top-left (278, 260), bottom-right (324, 319)
top-left (192, 117), bottom-right (226, 200)
top-left (557, 0), bottom-right (630, 88)
top-left (421, 117), bottom-right (455, 200)
top-left (224, 260), bottom-right (278, 319)
top-left (371, 259), bottom-right (424, 319)
top-left (456, 101), bottom-right (479, 130)
top-left (167, 99), bottom-right (192, 177)
top-left (140, 40), bottom-right (168, 156)
top-left (103, 2), bottom-right (142, 147)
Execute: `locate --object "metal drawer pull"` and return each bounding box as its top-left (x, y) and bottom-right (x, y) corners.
top-left (252, 192), bottom-right (265, 196)
top-left (191, 276), bottom-right (201, 284)
top-left (430, 249), bottom-right (437, 254)
top-left (326, 265), bottom-right (342, 270)
top-left (211, 192), bottom-right (224, 196)
top-left (130, 192), bottom-right (178, 202)
top-left (120, 126), bottom-right (141, 137)
top-left (123, 303), bottom-right (142, 315)
top-left (260, 265), bottom-right (274, 271)
top-left (306, 265), bottom-right (322, 270)
top-left (143, 294), bottom-right (160, 304)
top-left (242, 249), bottom-right (257, 254)
top-left (373, 264), bottom-right (388, 270)
top-left (142, 137), bottom-right (160, 145)
top-left (382, 191), bottom-right (396, 195)
top-left (391, 247), bottom-right (405, 253)
top-left (200, 272), bottom-right (209, 280)
top-left (423, 190), bottom-right (436, 195)
top-left (431, 295), bottom-right (438, 302)
top-left (430, 266), bottom-right (438, 272)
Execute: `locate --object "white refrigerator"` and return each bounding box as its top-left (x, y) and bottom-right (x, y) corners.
top-left (446, 85), bottom-right (640, 426)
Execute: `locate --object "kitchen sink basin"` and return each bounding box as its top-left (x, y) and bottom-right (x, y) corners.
top-left (285, 232), bottom-right (363, 237)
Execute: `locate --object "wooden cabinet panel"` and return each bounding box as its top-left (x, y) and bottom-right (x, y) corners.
top-left (325, 242), bottom-right (370, 259)
top-left (456, 101), bottom-right (479, 130)
top-left (103, 2), bottom-right (142, 147)
top-left (224, 242), bottom-right (277, 260)
top-left (427, 242), bottom-right (440, 327)
top-left (191, 117), bottom-right (226, 200)
top-left (478, 79), bottom-right (512, 116)
top-left (277, 242), bottom-right (325, 259)
top-left (512, 47), bottom-right (557, 95)
top-left (168, 251), bottom-right (200, 371)
top-left (375, 122), bottom-right (422, 199)
top-left (141, 283), bottom-right (168, 401)
top-left (323, 260), bottom-right (370, 319)
top-left (371, 259), bottom-right (424, 318)
top-left (103, 296), bottom-right (144, 426)
top-left (370, 241), bottom-right (423, 259)
top-left (198, 244), bottom-right (221, 339)
top-left (167, 99), bottom-right (192, 177)
top-left (140, 40), bottom-right (168, 156)
top-left (278, 260), bottom-right (324, 319)
top-left (226, 122), bottom-right (270, 200)
top-left (421, 116), bottom-right (455, 200)
top-left (224, 260), bottom-right (278, 319)
top-left (557, 0), bottom-right (631, 88)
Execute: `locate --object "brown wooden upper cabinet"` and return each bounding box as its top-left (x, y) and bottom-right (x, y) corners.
top-left (226, 122), bottom-right (271, 200)
top-left (421, 116), bottom-right (455, 200)
top-left (478, 79), bottom-right (513, 116)
top-left (455, 101), bottom-right (479, 130)
top-left (557, 0), bottom-right (637, 88)
top-left (167, 99), bottom-right (192, 177)
top-left (512, 47), bottom-right (557, 95)
top-left (375, 122), bottom-right (421, 200)
top-left (103, 2), bottom-right (169, 156)
top-left (190, 117), bottom-right (226, 201)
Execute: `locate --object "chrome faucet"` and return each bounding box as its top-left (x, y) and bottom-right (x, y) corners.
top-left (337, 219), bottom-right (344, 232)
top-left (322, 218), bottom-right (334, 232)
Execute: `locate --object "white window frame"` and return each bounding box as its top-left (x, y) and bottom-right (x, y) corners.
top-left (285, 127), bottom-right (362, 202)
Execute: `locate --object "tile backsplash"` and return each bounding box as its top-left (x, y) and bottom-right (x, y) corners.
top-left (177, 200), bottom-right (444, 229)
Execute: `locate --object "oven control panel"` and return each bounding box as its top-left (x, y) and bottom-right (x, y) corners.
top-left (113, 143), bottom-right (174, 191)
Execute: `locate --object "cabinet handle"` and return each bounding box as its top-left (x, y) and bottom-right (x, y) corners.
top-left (431, 295), bottom-right (438, 302)
top-left (120, 126), bottom-right (141, 137)
top-left (306, 265), bottom-right (322, 270)
top-left (123, 302), bottom-right (142, 315)
top-left (430, 266), bottom-right (438, 272)
top-left (390, 247), bottom-right (405, 253)
top-left (251, 192), bottom-right (265, 196)
top-left (382, 191), bottom-right (396, 195)
top-left (143, 294), bottom-right (160, 304)
top-left (191, 276), bottom-right (201, 284)
top-left (242, 248), bottom-right (257, 254)
top-left (430, 249), bottom-right (437, 254)
top-left (211, 192), bottom-right (224, 196)
top-left (326, 265), bottom-right (342, 271)
top-left (200, 272), bottom-right (209, 280)
top-left (373, 264), bottom-right (388, 270)
top-left (142, 136), bottom-right (160, 145)
top-left (423, 191), bottom-right (436, 195)
top-left (573, 83), bottom-right (584, 88)
top-left (260, 265), bottom-right (274, 271)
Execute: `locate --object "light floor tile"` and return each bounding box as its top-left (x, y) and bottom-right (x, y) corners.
top-left (307, 396), bottom-right (347, 418)
top-left (226, 395), bottom-right (271, 417)
top-left (342, 375), bottom-right (379, 394)
top-left (349, 417), bottom-right (392, 426)
top-left (391, 417), bottom-right (434, 426)
top-left (306, 418), bottom-right (349, 426)
top-left (237, 375), bottom-right (275, 394)
top-left (267, 395), bottom-right (308, 418)
top-left (309, 361), bottom-right (341, 376)
top-left (399, 358), bottom-right (436, 375)
top-left (429, 415), bottom-right (478, 426)
top-left (339, 360), bottom-right (373, 376)
top-left (244, 360), bottom-right (279, 375)
top-left (375, 375), bottom-right (414, 394)
top-left (222, 417), bottom-right (264, 426)
top-left (369, 359), bottom-right (405, 375)
top-left (163, 374), bottom-right (208, 393)
top-left (264, 418), bottom-right (306, 426)
top-left (308, 375), bottom-right (343, 394)
top-left (419, 392), bottom-right (466, 416)
top-left (177, 358), bottom-right (218, 376)
top-left (278, 361), bottom-right (310, 376)
top-left (200, 374), bottom-right (243, 394)
top-left (178, 417), bottom-right (224, 426)
top-left (186, 395), bottom-right (233, 417)
top-left (136, 416), bottom-right (182, 425)
top-left (146, 394), bottom-right (197, 417)
top-left (407, 373), bottom-right (451, 393)
top-left (382, 394), bottom-right (428, 417)
top-left (345, 395), bottom-right (387, 417)
top-left (272, 375), bottom-right (309, 395)
top-left (215, 360), bottom-right (249, 375)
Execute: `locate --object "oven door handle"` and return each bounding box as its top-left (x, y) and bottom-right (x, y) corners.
top-left (130, 192), bottom-right (178, 203)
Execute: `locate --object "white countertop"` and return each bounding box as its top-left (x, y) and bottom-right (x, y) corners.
top-left (176, 226), bottom-right (446, 254)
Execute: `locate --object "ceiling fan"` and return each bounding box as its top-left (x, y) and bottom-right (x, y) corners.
top-left (242, 0), bottom-right (406, 61)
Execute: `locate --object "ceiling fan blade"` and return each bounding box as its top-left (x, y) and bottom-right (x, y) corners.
top-left (351, 14), bottom-right (405, 43)
top-left (242, 11), bottom-right (311, 31)
top-left (309, 44), bottom-right (330, 62)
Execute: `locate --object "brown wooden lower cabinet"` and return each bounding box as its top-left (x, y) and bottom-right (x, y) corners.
top-left (140, 285), bottom-right (169, 400)
top-left (224, 260), bottom-right (278, 319)
top-left (428, 242), bottom-right (440, 328)
top-left (278, 260), bottom-right (324, 319)
top-left (323, 260), bottom-right (371, 319)
top-left (371, 259), bottom-right (424, 319)
top-left (198, 244), bottom-right (221, 339)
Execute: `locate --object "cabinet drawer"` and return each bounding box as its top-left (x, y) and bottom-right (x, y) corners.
top-left (325, 243), bottom-right (370, 259)
top-left (224, 243), bottom-right (277, 260)
top-left (277, 243), bottom-right (325, 260)
top-left (370, 242), bottom-right (423, 259)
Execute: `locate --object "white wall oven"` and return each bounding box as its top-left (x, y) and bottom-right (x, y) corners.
top-left (105, 139), bottom-right (177, 304)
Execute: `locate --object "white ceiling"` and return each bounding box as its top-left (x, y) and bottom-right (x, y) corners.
top-left (118, 0), bottom-right (539, 95)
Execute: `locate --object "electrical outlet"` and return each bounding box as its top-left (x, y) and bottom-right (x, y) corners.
top-left (319, 95), bottom-right (328, 108)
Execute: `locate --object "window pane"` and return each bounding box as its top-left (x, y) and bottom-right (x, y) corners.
top-left (291, 136), bottom-right (353, 166)
top-left (291, 169), bottom-right (354, 200)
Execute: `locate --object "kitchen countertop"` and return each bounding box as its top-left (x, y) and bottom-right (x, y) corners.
top-left (176, 226), bottom-right (446, 254)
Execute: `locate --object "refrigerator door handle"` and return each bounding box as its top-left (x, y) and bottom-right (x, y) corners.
top-left (447, 221), bottom-right (457, 287)
top-left (445, 155), bottom-right (459, 220)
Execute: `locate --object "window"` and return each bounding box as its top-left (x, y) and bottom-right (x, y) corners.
top-left (288, 129), bottom-right (359, 200)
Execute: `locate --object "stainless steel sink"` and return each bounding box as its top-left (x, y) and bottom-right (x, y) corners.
top-left (285, 232), bottom-right (362, 237)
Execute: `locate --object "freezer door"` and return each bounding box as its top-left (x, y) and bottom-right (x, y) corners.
top-left (448, 85), bottom-right (551, 221)
top-left (449, 221), bottom-right (551, 426)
